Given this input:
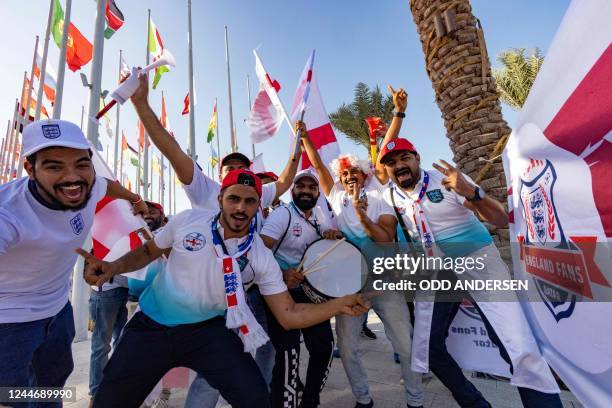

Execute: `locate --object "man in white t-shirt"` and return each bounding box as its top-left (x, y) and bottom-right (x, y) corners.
top-left (0, 119), bottom-right (147, 404)
top-left (260, 169), bottom-right (342, 408)
top-left (377, 137), bottom-right (562, 407)
top-left (78, 169), bottom-right (369, 408)
top-left (301, 133), bottom-right (424, 408)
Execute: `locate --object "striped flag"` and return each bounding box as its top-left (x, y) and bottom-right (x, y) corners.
top-left (207, 99), bottom-right (217, 143)
top-left (148, 17), bottom-right (170, 89)
top-left (290, 51), bottom-right (340, 171)
top-left (104, 0), bottom-right (124, 39)
top-left (34, 50), bottom-right (58, 105)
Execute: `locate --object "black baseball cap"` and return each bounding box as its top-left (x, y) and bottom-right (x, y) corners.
top-left (221, 152), bottom-right (251, 168)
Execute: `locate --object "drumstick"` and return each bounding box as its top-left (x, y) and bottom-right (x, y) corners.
top-left (302, 265), bottom-right (325, 277)
top-left (303, 237), bottom-right (347, 272)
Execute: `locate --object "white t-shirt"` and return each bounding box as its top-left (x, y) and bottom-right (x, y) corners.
top-left (382, 169), bottom-right (492, 256)
top-left (139, 209), bottom-right (287, 326)
top-left (261, 202), bottom-right (330, 269)
top-left (182, 160), bottom-right (276, 231)
top-left (0, 176), bottom-right (108, 323)
top-left (327, 178), bottom-right (395, 248)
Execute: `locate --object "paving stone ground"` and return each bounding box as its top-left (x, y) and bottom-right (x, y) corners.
top-left (64, 311), bottom-right (582, 408)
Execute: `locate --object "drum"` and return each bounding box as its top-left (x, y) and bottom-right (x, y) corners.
top-left (300, 238), bottom-right (368, 303)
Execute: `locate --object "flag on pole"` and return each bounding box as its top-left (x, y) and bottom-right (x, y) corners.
top-left (502, 0), bottom-right (612, 406)
top-left (251, 153), bottom-right (266, 174)
top-left (209, 145), bottom-right (219, 169)
top-left (152, 155), bottom-right (162, 176)
top-left (246, 51), bottom-right (284, 144)
top-left (91, 147), bottom-right (149, 280)
top-left (290, 51), bottom-right (339, 171)
top-left (182, 93), bottom-right (190, 115)
top-left (34, 51), bottom-right (58, 105)
top-left (104, 0), bottom-right (124, 39)
top-left (51, 0), bottom-right (93, 71)
top-left (148, 17), bottom-right (170, 89)
top-left (207, 99), bottom-right (217, 143)
top-left (137, 121), bottom-right (146, 150)
top-left (120, 52), bottom-right (130, 77)
top-left (21, 79), bottom-right (50, 120)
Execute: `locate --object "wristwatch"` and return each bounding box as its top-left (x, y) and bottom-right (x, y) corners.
top-left (466, 186), bottom-right (485, 202)
top-left (393, 111), bottom-right (406, 118)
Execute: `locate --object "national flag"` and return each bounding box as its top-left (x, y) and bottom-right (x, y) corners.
top-left (51, 0), bottom-right (93, 71)
top-left (246, 51), bottom-right (285, 144)
top-left (290, 51), bottom-right (340, 171)
top-left (104, 0), bottom-right (124, 39)
top-left (137, 121), bottom-right (146, 150)
top-left (122, 133), bottom-right (138, 167)
top-left (207, 99), bottom-right (217, 143)
top-left (91, 147), bottom-right (149, 281)
top-left (182, 93), bottom-right (190, 115)
top-left (148, 17), bottom-right (170, 89)
top-left (152, 155), bottom-right (162, 176)
top-left (209, 145), bottom-right (219, 169)
top-left (502, 0), bottom-right (612, 406)
top-left (34, 51), bottom-right (58, 105)
top-left (251, 153), bottom-right (266, 174)
top-left (120, 53), bottom-right (130, 78)
top-left (21, 78), bottom-right (50, 120)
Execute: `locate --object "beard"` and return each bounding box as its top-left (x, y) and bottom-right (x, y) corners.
top-left (146, 217), bottom-right (163, 232)
top-left (292, 191), bottom-right (318, 211)
top-left (394, 166), bottom-right (418, 189)
top-left (220, 208), bottom-right (251, 234)
top-left (34, 175), bottom-right (94, 211)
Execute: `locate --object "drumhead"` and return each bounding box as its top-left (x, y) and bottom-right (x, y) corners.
top-left (300, 239), bottom-right (367, 299)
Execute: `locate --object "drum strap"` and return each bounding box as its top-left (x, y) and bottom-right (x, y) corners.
top-left (390, 187), bottom-right (420, 258)
top-left (273, 206), bottom-right (292, 255)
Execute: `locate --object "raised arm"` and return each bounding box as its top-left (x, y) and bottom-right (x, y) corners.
top-left (76, 239), bottom-right (165, 290)
top-left (273, 122), bottom-right (304, 200)
top-left (300, 123), bottom-right (335, 196)
top-left (105, 179), bottom-right (148, 216)
top-left (130, 74), bottom-right (195, 184)
top-left (264, 291), bottom-right (369, 330)
top-left (375, 85), bottom-right (408, 184)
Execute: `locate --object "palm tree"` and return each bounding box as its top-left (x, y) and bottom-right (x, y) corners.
top-left (493, 48), bottom-right (544, 110)
top-left (329, 83), bottom-right (394, 150)
top-left (408, 0), bottom-right (512, 260)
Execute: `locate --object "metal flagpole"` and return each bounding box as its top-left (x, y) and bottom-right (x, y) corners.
top-left (53, 0), bottom-right (72, 118)
top-left (16, 38), bottom-right (40, 178)
top-left (160, 156), bottom-right (165, 207)
top-left (35, 0), bottom-right (54, 121)
top-left (187, 0), bottom-right (196, 160)
top-left (168, 166), bottom-right (172, 213)
top-left (113, 50), bottom-right (123, 177)
top-left (0, 120), bottom-right (10, 181)
top-left (224, 26), bottom-right (236, 152)
top-left (8, 99), bottom-right (20, 181)
top-left (143, 9), bottom-right (151, 200)
top-left (4, 97), bottom-right (19, 180)
top-left (119, 133), bottom-right (124, 186)
top-left (215, 96), bottom-right (220, 181)
top-left (137, 144), bottom-right (142, 195)
top-left (80, 105), bottom-right (85, 130)
top-left (247, 75), bottom-right (255, 159)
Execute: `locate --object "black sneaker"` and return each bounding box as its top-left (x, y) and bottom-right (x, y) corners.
top-left (354, 400), bottom-right (373, 408)
top-left (361, 326), bottom-right (377, 340)
top-left (407, 405), bottom-right (423, 408)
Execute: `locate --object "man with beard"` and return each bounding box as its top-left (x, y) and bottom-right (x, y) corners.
top-left (260, 169), bottom-right (343, 408)
top-left (377, 138), bottom-right (562, 407)
top-left (144, 201), bottom-right (165, 231)
top-left (301, 131), bottom-right (424, 408)
top-left (0, 119), bottom-right (147, 406)
top-left (77, 169), bottom-right (369, 408)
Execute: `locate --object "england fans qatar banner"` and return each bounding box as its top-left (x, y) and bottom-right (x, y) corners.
top-left (502, 0), bottom-right (612, 405)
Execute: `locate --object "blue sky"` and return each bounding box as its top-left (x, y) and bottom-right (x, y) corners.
top-left (0, 0), bottom-right (570, 211)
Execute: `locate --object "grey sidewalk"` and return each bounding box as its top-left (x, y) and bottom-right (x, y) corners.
top-left (64, 311), bottom-right (582, 408)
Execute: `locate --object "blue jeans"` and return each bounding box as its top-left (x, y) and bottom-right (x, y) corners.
top-left (185, 287), bottom-right (275, 408)
top-left (429, 301), bottom-right (562, 408)
top-left (336, 292), bottom-right (423, 406)
top-left (88, 287), bottom-right (128, 396)
top-left (0, 302), bottom-right (75, 408)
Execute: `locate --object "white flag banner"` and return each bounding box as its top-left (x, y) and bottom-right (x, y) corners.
top-left (91, 147), bottom-right (150, 281)
top-left (502, 0), bottom-right (612, 405)
top-left (246, 51), bottom-right (285, 144)
top-left (251, 153), bottom-right (266, 174)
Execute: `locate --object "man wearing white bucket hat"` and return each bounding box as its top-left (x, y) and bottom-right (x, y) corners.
top-left (0, 119), bottom-right (147, 406)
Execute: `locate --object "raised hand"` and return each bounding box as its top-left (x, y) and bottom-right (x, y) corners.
top-left (129, 70), bottom-right (149, 105)
top-left (75, 248), bottom-right (119, 290)
top-left (432, 159), bottom-right (476, 199)
top-left (387, 85), bottom-right (408, 113)
top-left (352, 183), bottom-right (368, 221)
top-left (132, 200), bottom-right (149, 217)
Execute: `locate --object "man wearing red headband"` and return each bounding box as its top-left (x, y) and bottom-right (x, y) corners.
top-left (377, 123), bottom-right (562, 405)
top-left (77, 169), bottom-right (368, 408)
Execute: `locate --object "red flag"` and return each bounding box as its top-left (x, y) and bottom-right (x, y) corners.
top-left (182, 93), bottom-right (190, 115)
top-left (66, 23), bottom-right (93, 71)
top-left (137, 121), bottom-right (146, 149)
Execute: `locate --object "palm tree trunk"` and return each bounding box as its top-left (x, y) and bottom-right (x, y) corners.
top-left (409, 0), bottom-right (512, 262)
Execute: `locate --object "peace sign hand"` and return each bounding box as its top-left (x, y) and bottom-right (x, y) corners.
top-left (432, 159), bottom-right (476, 199)
top-left (352, 184), bottom-right (368, 222)
top-left (387, 85), bottom-right (408, 113)
top-left (75, 248), bottom-right (120, 290)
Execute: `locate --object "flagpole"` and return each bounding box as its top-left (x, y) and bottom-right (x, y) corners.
top-left (8, 99), bottom-right (21, 181)
top-left (168, 166), bottom-right (172, 213)
top-left (86, 0), bottom-right (106, 147)
top-left (215, 96), bottom-right (220, 180)
top-left (160, 155), bottom-right (165, 207)
top-left (113, 50), bottom-right (122, 177)
top-left (53, 0), bottom-right (72, 118)
top-left (3, 97), bottom-right (19, 180)
top-left (187, 0), bottom-right (196, 160)
top-left (137, 143), bottom-right (142, 195)
top-left (119, 133), bottom-right (124, 185)
top-left (224, 26), bottom-right (236, 152)
top-left (247, 75), bottom-right (255, 159)
top-left (143, 9), bottom-right (151, 200)
top-left (0, 123), bottom-right (8, 183)
top-left (35, 0), bottom-right (54, 121)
